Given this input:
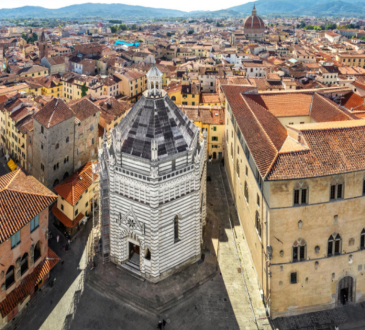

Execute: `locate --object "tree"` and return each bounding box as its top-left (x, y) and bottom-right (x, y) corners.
top-left (131, 24), bottom-right (137, 30)
top-left (33, 32), bottom-right (38, 42)
top-left (119, 24), bottom-right (128, 31)
top-left (110, 26), bottom-right (118, 33)
top-left (81, 83), bottom-right (88, 97)
top-left (188, 29), bottom-right (194, 35)
top-left (21, 32), bottom-right (27, 41)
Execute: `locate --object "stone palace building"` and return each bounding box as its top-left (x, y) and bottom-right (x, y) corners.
top-left (99, 64), bottom-right (207, 282)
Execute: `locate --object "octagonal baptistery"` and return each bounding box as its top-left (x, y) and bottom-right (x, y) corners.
top-left (99, 64), bottom-right (207, 282)
top-left (243, 5), bottom-right (265, 42)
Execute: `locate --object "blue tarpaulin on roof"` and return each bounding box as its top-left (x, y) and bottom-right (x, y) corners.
top-left (115, 40), bottom-right (140, 47)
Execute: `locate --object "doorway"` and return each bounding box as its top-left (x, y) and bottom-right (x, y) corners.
top-left (128, 242), bottom-right (140, 267)
top-left (338, 276), bottom-right (353, 305)
top-left (213, 152), bottom-right (217, 159)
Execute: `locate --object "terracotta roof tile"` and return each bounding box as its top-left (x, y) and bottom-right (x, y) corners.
top-left (222, 85), bottom-right (287, 177)
top-left (54, 162), bottom-right (96, 206)
top-left (0, 170), bottom-right (56, 244)
top-left (33, 98), bottom-right (74, 128)
top-left (267, 122), bottom-right (365, 180)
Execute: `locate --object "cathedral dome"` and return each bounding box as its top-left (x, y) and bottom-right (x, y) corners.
top-left (243, 5), bottom-right (264, 30)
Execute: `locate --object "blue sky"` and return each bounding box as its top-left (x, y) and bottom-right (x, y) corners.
top-left (0, 0), bottom-right (254, 12)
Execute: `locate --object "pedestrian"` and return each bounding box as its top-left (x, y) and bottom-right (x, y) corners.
top-left (162, 320), bottom-right (166, 327)
top-left (157, 321), bottom-right (162, 330)
top-left (335, 325), bottom-right (339, 330)
top-left (57, 235), bottom-right (59, 243)
top-left (68, 239), bottom-right (71, 245)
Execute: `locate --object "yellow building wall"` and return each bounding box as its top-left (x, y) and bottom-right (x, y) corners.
top-left (22, 69), bottom-right (48, 78)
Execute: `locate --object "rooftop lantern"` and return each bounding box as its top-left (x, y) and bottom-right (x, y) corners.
top-left (146, 60), bottom-right (163, 97)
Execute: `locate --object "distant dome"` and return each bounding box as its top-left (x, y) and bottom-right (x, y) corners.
top-left (243, 5), bottom-right (264, 30)
top-left (243, 15), bottom-right (264, 30)
top-left (242, 5), bottom-right (265, 43)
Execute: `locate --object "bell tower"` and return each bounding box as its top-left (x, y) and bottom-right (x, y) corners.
top-left (38, 30), bottom-right (48, 60)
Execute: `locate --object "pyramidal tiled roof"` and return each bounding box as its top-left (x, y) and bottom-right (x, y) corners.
top-left (115, 93), bottom-right (199, 160)
top-left (0, 170), bottom-right (56, 243)
top-left (33, 98), bottom-right (75, 128)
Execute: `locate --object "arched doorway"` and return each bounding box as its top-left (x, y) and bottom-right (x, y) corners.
top-left (338, 276), bottom-right (354, 305)
top-left (53, 179), bottom-right (59, 187)
top-left (63, 172), bottom-right (69, 180)
top-left (213, 152), bottom-right (217, 159)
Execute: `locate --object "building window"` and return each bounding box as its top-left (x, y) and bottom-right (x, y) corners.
top-left (292, 239), bottom-right (306, 262)
top-left (11, 230), bottom-right (21, 249)
top-left (230, 143), bottom-right (233, 158)
top-left (362, 179), bottom-right (365, 196)
top-left (34, 241), bottom-right (42, 262)
top-left (244, 181), bottom-right (249, 203)
top-left (66, 136), bottom-right (69, 143)
top-left (257, 194), bottom-right (260, 206)
top-left (41, 163), bottom-right (44, 171)
top-left (174, 215), bottom-right (179, 242)
top-left (75, 209), bottom-right (79, 217)
top-left (330, 182), bottom-right (343, 200)
top-left (5, 266), bottom-right (15, 289)
top-left (361, 229), bottom-right (365, 250)
top-left (41, 126), bottom-right (44, 134)
top-left (61, 204), bottom-right (64, 211)
top-left (236, 159), bottom-right (240, 177)
top-left (41, 143), bottom-right (43, 150)
top-left (212, 136), bottom-right (218, 141)
top-left (290, 272), bottom-right (297, 284)
top-left (30, 215), bottom-right (39, 233)
top-left (328, 234), bottom-right (342, 256)
top-left (21, 253), bottom-right (28, 276)
top-left (213, 126), bottom-right (217, 131)
top-left (255, 211), bottom-right (261, 238)
top-left (293, 184), bottom-right (308, 205)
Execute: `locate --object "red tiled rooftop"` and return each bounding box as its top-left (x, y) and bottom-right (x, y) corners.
top-left (0, 170), bottom-right (56, 244)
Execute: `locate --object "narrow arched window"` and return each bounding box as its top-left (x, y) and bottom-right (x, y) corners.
top-left (328, 234), bottom-right (341, 257)
top-left (144, 248), bottom-right (151, 260)
top-left (230, 143), bottom-right (233, 158)
top-left (255, 211), bottom-right (261, 238)
top-left (292, 239), bottom-right (306, 262)
top-left (244, 181), bottom-right (249, 203)
top-left (5, 266), bottom-right (15, 289)
top-left (21, 253), bottom-right (29, 276)
top-left (236, 159), bottom-right (240, 177)
top-left (174, 215), bottom-right (179, 242)
top-left (361, 229), bottom-right (365, 250)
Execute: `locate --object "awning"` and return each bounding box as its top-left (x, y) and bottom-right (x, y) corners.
top-left (7, 159), bottom-right (17, 171)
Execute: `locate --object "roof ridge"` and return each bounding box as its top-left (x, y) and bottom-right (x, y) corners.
top-left (5, 187), bottom-right (56, 198)
top-left (316, 92), bottom-right (353, 120)
top-left (242, 94), bottom-right (280, 153)
top-left (0, 169), bottom-right (19, 192)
